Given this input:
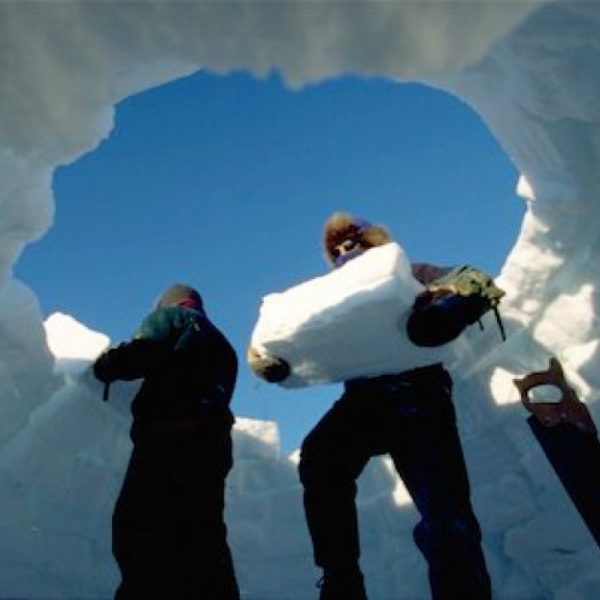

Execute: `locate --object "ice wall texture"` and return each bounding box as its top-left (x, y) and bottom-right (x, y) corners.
top-left (1, 1), bottom-right (599, 597)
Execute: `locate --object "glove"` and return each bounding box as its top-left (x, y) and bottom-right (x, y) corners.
top-left (93, 349), bottom-right (120, 383)
top-left (407, 265), bottom-right (505, 347)
top-left (247, 346), bottom-right (291, 383)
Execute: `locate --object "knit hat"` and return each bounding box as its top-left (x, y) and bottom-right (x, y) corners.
top-left (157, 283), bottom-right (203, 310)
top-left (323, 211), bottom-right (392, 266)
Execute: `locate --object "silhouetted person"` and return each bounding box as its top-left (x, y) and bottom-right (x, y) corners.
top-left (249, 213), bottom-right (494, 600)
top-left (94, 284), bottom-right (239, 599)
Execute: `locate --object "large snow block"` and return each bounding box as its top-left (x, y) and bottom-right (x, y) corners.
top-left (250, 243), bottom-right (454, 387)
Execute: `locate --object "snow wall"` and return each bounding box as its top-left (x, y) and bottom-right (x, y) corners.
top-left (1, 2), bottom-right (600, 598)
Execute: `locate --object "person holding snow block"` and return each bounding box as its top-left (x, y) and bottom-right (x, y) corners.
top-left (93, 284), bottom-right (239, 600)
top-left (248, 212), bottom-right (501, 600)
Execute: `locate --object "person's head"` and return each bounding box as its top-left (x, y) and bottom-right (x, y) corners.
top-left (323, 211), bottom-right (391, 267)
top-left (156, 283), bottom-right (204, 312)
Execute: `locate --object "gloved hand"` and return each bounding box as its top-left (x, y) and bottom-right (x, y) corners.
top-left (93, 348), bottom-right (120, 383)
top-left (407, 265), bottom-right (506, 347)
top-left (247, 346), bottom-right (291, 383)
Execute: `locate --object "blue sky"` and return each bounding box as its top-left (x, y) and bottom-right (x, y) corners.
top-left (16, 70), bottom-right (524, 452)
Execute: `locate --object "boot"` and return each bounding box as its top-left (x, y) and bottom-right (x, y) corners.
top-left (318, 564), bottom-right (367, 599)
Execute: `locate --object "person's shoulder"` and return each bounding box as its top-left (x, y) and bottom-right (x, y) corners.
top-left (411, 263), bottom-right (452, 285)
top-left (155, 304), bottom-right (202, 321)
top-left (173, 306), bottom-right (224, 339)
top-left (136, 305), bottom-right (197, 338)
top-left (145, 305), bottom-right (184, 325)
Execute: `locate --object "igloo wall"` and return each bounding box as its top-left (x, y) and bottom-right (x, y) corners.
top-left (1, 2), bottom-right (599, 597)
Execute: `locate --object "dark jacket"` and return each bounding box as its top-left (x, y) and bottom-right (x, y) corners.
top-left (94, 305), bottom-right (237, 435)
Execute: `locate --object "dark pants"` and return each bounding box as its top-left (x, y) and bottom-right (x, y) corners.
top-left (112, 419), bottom-right (239, 599)
top-left (298, 365), bottom-right (491, 599)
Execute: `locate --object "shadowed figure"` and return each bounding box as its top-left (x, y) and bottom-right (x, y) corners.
top-left (249, 213), bottom-right (495, 600)
top-left (94, 283), bottom-right (239, 599)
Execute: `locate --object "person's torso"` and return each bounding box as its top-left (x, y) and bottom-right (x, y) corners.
top-left (131, 306), bottom-right (238, 424)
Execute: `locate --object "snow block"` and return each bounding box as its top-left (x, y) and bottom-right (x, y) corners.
top-left (250, 243), bottom-right (455, 387)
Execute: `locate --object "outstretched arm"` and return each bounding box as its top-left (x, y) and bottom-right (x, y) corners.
top-left (93, 339), bottom-right (165, 383)
top-left (92, 308), bottom-right (177, 383)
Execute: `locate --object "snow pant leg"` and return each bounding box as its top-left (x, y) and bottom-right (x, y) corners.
top-left (388, 374), bottom-right (491, 600)
top-left (219, 542), bottom-right (241, 600)
top-left (112, 428), bottom-right (239, 600)
top-left (175, 474), bottom-right (239, 600)
top-left (298, 398), bottom-right (372, 571)
top-left (167, 431), bottom-right (239, 600)
top-left (112, 445), bottom-right (167, 600)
